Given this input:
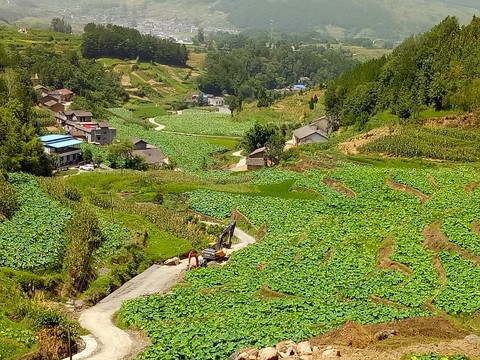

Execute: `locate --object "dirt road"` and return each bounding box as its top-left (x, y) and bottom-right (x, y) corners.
top-left (70, 227), bottom-right (256, 360)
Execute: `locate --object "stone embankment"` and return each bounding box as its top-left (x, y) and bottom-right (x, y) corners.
top-left (230, 340), bottom-right (341, 360)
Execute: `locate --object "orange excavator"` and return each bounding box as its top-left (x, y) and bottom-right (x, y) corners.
top-left (201, 220), bottom-right (236, 262)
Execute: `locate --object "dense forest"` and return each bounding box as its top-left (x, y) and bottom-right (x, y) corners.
top-left (325, 16), bottom-right (480, 128)
top-left (198, 40), bottom-right (358, 99)
top-left (82, 23), bottom-right (189, 66)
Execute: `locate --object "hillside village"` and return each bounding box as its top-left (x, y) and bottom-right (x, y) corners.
top-left (2, 11), bottom-right (480, 360)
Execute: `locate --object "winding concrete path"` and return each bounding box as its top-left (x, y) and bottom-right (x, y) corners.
top-left (69, 227), bottom-right (255, 360)
top-left (231, 150), bottom-right (248, 172)
top-left (148, 117), bottom-right (165, 131)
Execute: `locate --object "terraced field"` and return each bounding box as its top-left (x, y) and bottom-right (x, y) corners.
top-left (121, 164), bottom-right (480, 359)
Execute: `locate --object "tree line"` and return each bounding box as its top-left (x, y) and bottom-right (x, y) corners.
top-left (82, 23), bottom-right (189, 66)
top-left (325, 16), bottom-right (480, 129)
top-left (198, 39), bottom-right (358, 100)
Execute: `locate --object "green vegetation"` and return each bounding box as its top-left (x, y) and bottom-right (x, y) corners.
top-left (0, 268), bottom-right (77, 359)
top-left (360, 126), bottom-right (480, 162)
top-left (199, 42), bottom-right (357, 98)
top-left (121, 164), bottom-right (480, 359)
top-left (82, 23), bottom-right (188, 66)
top-left (408, 355), bottom-right (470, 360)
top-left (0, 173), bottom-right (71, 270)
top-left (112, 212), bottom-right (190, 259)
top-left (325, 16), bottom-right (480, 129)
top-left (108, 108), bottom-right (231, 170)
top-left (156, 109), bottom-right (253, 137)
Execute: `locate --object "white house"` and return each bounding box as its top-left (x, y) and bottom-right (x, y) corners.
top-left (292, 125), bottom-right (328, 146)
top-left (40, 134), bottom-right (84, 167)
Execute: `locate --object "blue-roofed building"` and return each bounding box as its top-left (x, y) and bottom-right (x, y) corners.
top-left (293, 84), bottom-right (307, 90)
top-left (40, 134), bottom-right (84, 167)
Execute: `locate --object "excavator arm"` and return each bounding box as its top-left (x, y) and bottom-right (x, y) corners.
top-left (216, 220), bottom-right (236, 250)
top-left (202, 220), bottom-right (236, 261)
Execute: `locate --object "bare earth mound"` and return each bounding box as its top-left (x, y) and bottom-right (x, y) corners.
top-left (424, 113), bottom-right (479, 128)
top-left (465, 180), bottom-right (480, 193)
top-left (377, 234), bottom-right (413, 276)
top-left (309, 317), bottom-right (477, 360)
top-left (338, 127), bottom-right (395, 155)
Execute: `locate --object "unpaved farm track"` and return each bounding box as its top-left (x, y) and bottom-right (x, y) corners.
top-left (71, 228), bottom-right (255, 360)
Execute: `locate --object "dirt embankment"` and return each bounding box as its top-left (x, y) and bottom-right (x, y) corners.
top-left (308, 317), bottom-right (479, 360)
top-left (465, 180), bottom-right (480, 193)
top-left (323, 175), bottom-right (356, 198)
top-left (240, 317), bottom-right (479, 360)
top-left (423, 220), bottom-right (480, 266)
top-left (377, 234), bottom-right (413, 276)
top-left (338, 127), bottom-right (395, 155)
top-left (424, 113), bottom-right (479, 128)
top-left (427, 174), bottom-right (441, 189)
top-left (386, 177), bottom-right (431, 204)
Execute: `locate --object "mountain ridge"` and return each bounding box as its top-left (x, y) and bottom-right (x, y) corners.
top-left (2, 0), bottom-right (480, 40)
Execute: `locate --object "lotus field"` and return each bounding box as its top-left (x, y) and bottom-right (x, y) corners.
top-left (121, 165), bottom-right (480, 359)
top-left (0, 173), bottom-right (72, 270)
top-left (155, 109), bottom-right (254, 136)
top-left (108, 108), bottom-right (228, 170)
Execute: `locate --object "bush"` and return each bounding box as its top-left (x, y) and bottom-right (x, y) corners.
top-left (0, 173), bottom-right (18, 220)
top-left (280, 147), bottom-right (300, 164)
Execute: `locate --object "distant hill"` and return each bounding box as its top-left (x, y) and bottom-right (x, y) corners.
top-left (214, 0), bottom-right (480, 40)
top-left (2, 0), bottom-right (480, 40)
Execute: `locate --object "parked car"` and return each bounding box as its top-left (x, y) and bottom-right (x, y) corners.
top-left (79, 164), bottom-right (95, 171)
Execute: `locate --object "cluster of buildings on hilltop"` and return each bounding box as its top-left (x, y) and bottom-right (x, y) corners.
top-left (33, 75), bottom-right (166, 169)
top-left (32, 74), bottom-right (75, 113)
top-left (56, 110), bottom-right (117, 146)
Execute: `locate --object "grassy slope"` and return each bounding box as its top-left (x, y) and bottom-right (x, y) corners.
top-left (236, 89), bottom-right (326, 126)
top-left (0, 28), bottom-right (81, 52)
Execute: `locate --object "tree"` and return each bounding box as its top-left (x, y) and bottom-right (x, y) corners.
top-left (257, 88), bottom-right (270, 107)
top-left (264, 133), bottom-right (285, 166)
top-left (51, 18), bottom-right (72, 34)
top-left (195, 27), bottom-right (205, 45)
top-left (225, 95), bottom-right (242, 117)
top-left (83, 148), bottom-right (93, 162)
top-left (64, 206), bottom-right (104, 292)
top-left (107, 137), bottom-right (135, 169)
top-left (242, 123), bottom-right (278, 153)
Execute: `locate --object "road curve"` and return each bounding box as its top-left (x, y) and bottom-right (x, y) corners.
top-left (69, 227), bottom-right (256, 360)
top-left (148, 117), bottom-right (165, 130)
